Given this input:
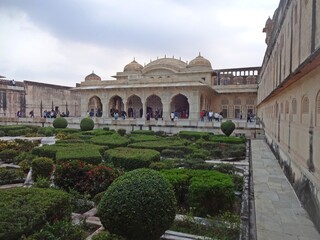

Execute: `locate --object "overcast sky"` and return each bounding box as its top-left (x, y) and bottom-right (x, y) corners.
top-left (0, 0), bottom-right (279, 87)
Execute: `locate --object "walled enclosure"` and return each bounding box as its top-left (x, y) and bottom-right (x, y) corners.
top-left (257, 0), bottom-right (320, 230)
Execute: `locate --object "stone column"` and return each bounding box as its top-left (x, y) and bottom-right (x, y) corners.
top-left (102, 93), bottom-right (108, 118)
top-left (80, 94), bottom-right (88, 118)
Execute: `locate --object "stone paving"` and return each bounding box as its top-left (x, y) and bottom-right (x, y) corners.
top-left (252, 139), bottom-right (320, 240)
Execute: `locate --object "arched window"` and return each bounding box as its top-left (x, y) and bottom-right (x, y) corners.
top-left (246, 98), bottom-right (255, 105)
top-left (221, 98), bottom-right (229, 105)
top-left (285, 101), bottom-right (289, 114)
top-left (292, 98), bottom-right (297, 114)
top-left (316, 92), bottom-right (320, 126)
top-left (317, 93), bottom-right (320, 115)
top-left (233, 98), bottom-right (241, 105)
top-left (301, 96), bottom-right (309, 114)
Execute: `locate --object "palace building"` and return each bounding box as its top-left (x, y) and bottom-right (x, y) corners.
top-left (74, 54), bottom-right (259, 122)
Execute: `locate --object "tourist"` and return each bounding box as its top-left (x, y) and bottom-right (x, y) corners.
top-left (29, 110), bottom-right (34, 118)
top-left (208, 111), bottom-right (213, 122)
top-left (114, 111), bottom-right (118, 120)
top-left (122, 111), bottom-right (127, 120)
top-left (214, 112), bottom-right (220, 122)
top-left (200, 110), bottom-right (205, 121)
top-left (170, 112), bottom-right (175, 121)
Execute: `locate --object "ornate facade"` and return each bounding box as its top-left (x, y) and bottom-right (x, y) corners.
top-left (74, 55), bottom-right (259, 123)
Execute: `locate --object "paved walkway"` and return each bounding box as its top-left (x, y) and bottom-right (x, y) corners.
top-left (252, 139), bottom-right (320, 240)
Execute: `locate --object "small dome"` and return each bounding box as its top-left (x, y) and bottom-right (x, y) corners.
top-left (266, 17), bottom-right (272, 24)
top-left (124, 59), bottom-right (143, 72)
top-left (188, 54), bottom-right (212, 69)
top-left (85, 72), bottom-right (101, 81)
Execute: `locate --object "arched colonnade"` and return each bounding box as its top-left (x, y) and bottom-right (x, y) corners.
top-left (86, 93), bottom-right (190, 120)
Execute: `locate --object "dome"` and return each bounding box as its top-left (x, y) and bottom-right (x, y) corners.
top-left (85, 72), bottom-right (101, 81)
top-left (124, 59), bottom-right (143, 72)
top-left (188, 54), bottom-right (212, 69)
top-left (142, 57), bottom-right (187, 74)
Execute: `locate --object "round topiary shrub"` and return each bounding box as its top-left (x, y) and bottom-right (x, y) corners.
top-left (31, 157), bottom-right (54, 181)
top-left (221, 120), bottom-right (236, 137)
top-left (98, 168), bottom-right (176, 240)
top-left (117, 128), bottom-right (126, 136)
top-left (80, 117), bottom-right (94, 131)
top-left (52, 117), bottom-right (68, 129)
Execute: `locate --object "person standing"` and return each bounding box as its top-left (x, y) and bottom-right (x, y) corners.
top-left (170, 112), bottom-right (175, 122)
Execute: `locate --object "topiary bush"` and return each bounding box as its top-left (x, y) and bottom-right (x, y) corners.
top-left (98, 168), bottom-right (176, 240)
top-left (220, 120), bottom-right (236, 137)
top-left (117, 128), bottom-right (126, 136)
top-left (80, 117), bottom-right (94, 131)
top-left (52, 117), bottom-right (68, 129)
top-left (31, 157), bottom-right (54, 180)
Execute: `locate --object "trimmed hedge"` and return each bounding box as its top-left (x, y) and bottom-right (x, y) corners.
top-left (32, 143), bottom-right (103, 164)
top-left (56, 145), bottom-right (102, 165)
top-left (55, 128), bottom-right (80, 135)
top-left (0, 125), bottom-right (27, 135)
top-left (209, 134), bottom-right (246, 144)
top-left (161, 169), bottom-right (235, 216)
top-left (0, 187), bottom-right (71, 240)
top-left (105, 147), bottom-right (160, 171)
top-left (178, 131), bottom-right (210, 141)
top-left (0, 149), bottom-right (19, 163)
top-left (128, 134), bottom-right (162, 143)
top-left (98, 169), bottom-right (176, 240)
top-left (0, 168), bottom-right (24, 185)
top-left (32, 146), bottom-right (57, 159)
top-left (161, 149), bottom-right (185, 158)
top-left (7, 128), bottom-right (32, 136)
top-left (128, 138), bottom-right (188, 152)
top-left (37, 127), bottom-right (55, 136)
top-left (91, 134), bottom-right (128, 148)
top-left (130, 130), bottom-right (155, 135)
top-left (52, 117), bottom-right (68, 129)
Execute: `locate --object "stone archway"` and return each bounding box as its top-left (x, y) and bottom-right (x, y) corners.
top-left (88, 96), bottom-right (103, 117)
top-left (146, 94), bottom-right (163, 119)
top-left (109, 95), bottom-right (124, 117)
top-left (170, 94), bottom-right (189, 119)
top-left (127, 95), bottom-right (143, 118)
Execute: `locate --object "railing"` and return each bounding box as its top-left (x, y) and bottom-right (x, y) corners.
top-left (214, 67), bottom-right (261, 86)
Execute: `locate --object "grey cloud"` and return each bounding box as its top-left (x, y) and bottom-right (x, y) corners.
top-left (0, 0), bottom-right (219, 54)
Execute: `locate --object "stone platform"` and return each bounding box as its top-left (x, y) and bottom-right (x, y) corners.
top-left (252, 139), bottom-right (320, 240)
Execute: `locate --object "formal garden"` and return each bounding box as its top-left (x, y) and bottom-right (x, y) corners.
top-left (0, 117), bottom-right (247, 240)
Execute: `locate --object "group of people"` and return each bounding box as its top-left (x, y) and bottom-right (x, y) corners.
top-left (200, 110), bottom-right (223, 122)
top-left (88, 108), bottom-right (102, 118)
